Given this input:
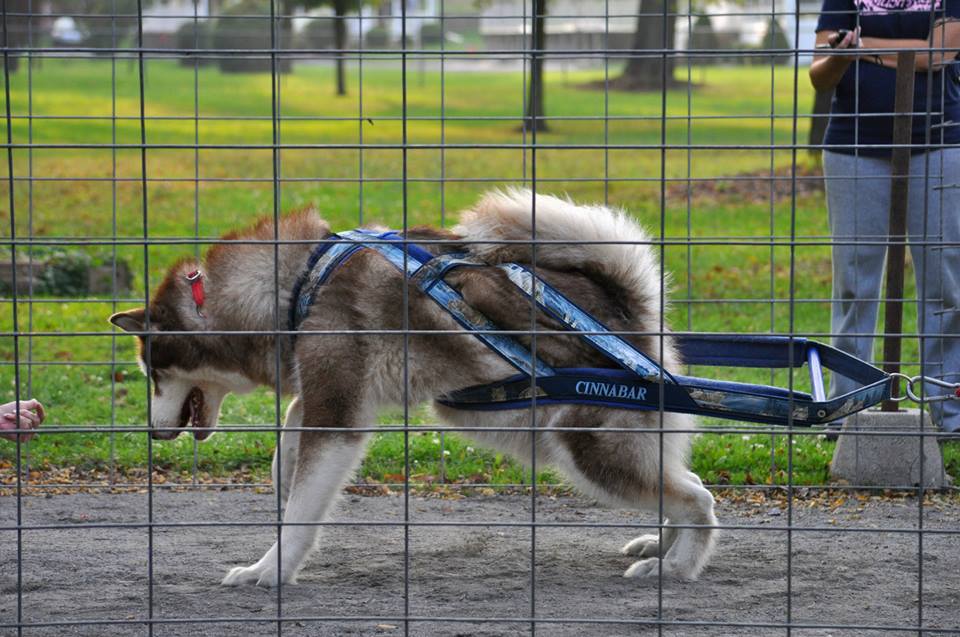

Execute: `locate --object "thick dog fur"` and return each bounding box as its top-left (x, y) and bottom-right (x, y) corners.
top-left (109, 190), bottom-right (718, 586)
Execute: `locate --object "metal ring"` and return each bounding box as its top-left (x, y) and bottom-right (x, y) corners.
top-left (888, 372), bottom-right (912, 402)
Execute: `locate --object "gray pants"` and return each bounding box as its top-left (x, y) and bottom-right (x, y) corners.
top-left (823, 149), bottom-right (960, 431)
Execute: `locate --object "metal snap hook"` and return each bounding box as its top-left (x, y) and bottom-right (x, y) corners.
top-left (904, 374), bottom-right (960, 403)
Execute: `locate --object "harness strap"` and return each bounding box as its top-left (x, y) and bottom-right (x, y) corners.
top-left (290, 229), bottom-right (894, 427)
top-left (409, 256), bottom-right (673, 383)
top-left (677, 336), bottom-right (891, 425)
top-left (497, 263), bottom-right (676, 383)
top-left (416, 261), bottom-right (890, 425)
top-left (292, 230), bottom-right (555, 379)
top-left (289, 237), bottom-right (366, 334)
top-left (440, 338), bottom-right (891, 426)
top-left (409, 251), bottom-right (477, 292)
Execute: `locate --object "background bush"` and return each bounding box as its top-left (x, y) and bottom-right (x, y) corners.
top-left (39, 251), bottom-right (93, 296)
top-left (175, 20), bottom-right (214, 67)
top-left (298, 16), bottom-right (340, 50)
top-left (365, 25), bottom-right (390, 48)
top-left (420, 22), bottom-right (443, 46)
top-left (211, 0), bottom-right (293, 74)
top-left (0, 249), bottom-right (133, 297)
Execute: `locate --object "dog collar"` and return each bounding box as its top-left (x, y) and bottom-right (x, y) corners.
top-left (186, 269), bottom-right (205, 317)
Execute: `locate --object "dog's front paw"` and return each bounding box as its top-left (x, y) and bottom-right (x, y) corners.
top-left (221, 563), bottom-right (293, 587)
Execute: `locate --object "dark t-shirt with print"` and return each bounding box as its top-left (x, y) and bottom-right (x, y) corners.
top-left (816, 0), bottom-right (960, 155)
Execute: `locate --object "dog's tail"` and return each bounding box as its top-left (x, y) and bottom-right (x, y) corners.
top-left (454, 188), bottom-right (667, 320)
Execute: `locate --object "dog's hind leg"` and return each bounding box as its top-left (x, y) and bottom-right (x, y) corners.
top-left (622, 471), bottom-right (717, 581)
top-left (619, 471), bottom-right (705, 559)
top-left (555, 413), bottom-right (717, 581)
top-left (271, 397), bottom-right (302, 509)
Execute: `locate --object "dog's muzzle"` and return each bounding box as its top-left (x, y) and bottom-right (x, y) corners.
top-left (152, 387), bottom-right (207, 440)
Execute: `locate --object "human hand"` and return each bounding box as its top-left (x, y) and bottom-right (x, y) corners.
top-left (0, 399), bottom-right (45, 442)
top-left (810, 27), bottom-right (862, 91)
top-left (829, 27), bottom-right (860, 50)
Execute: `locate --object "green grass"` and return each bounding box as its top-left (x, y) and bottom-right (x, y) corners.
top-left (2, 59), bottom-right (957, 488)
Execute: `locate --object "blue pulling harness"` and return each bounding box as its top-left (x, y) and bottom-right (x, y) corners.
top-left (289, 229), bottom-right (893, 427)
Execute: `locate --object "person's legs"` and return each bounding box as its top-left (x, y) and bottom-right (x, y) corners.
top-left (907, 149), bottom-right (960, 432)
top-left (823, 150), bottom-right (892, 400)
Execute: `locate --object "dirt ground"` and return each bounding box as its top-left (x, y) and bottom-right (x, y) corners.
top-left (2, 490), bottom-right (959, 637)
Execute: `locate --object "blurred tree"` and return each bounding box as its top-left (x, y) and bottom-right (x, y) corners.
top-left (175, 19), bottom-right (214, 68)
top-left (212, 0), bottom-right (292, 73)
top-left (50, 0), bottom-right (157, 50)
top-left (759, 17), bottom-right (791, 66)
top-left (472, 0), bottom-right (548, 132)
top-left (523, 0), bottom-right (548, 132)
top-left (2, 0), bottom-right (32, 73)
top-left (280, 0), bottom-right (369, 94)
top-left (296, 0), bottom-right (365, 96)
top-left (687, 13), bottom-right (718, 66)
top-left (3, 0), bottom-right (160, 71)
top-left (611, 0), bottom-right (680, 91)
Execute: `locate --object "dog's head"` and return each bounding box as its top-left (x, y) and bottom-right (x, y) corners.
top-left (109, 263), bottom-right (256, 441)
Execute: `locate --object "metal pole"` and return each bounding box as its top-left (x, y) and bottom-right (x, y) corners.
top-left (881, 50), bottom-right (915, 410)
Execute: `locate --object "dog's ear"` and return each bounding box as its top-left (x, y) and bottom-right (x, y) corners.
top-left (109, 309), bottom-right (146, 333)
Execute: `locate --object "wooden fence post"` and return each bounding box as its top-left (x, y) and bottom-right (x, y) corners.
top-left (881, 50), bottom-right (916, 410)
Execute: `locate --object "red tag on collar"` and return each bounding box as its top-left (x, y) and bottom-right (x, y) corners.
top-left (185, 269), bottom-right (205, 317)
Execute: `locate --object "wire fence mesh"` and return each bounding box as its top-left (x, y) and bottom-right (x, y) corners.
top-left (2, 0), bottom-right (959, 635)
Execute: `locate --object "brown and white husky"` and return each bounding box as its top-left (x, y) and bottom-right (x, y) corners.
top-left (109, 190), bottom-right (717, 586)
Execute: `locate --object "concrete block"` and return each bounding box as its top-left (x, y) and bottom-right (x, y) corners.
top-left (830, 409), bottom-right (950, 489)
top-left (0, 260), bottom-right (45, 294)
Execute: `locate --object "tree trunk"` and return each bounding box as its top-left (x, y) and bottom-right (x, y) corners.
top-left (334, 0), bottom-right (348, 96)
top-left (523, 0), bottom-right (548, 132)
top-left (275, 0), bottom-right (295, 73)
top-left (2, 0), bottom-right (30, 73)
top-left (279, 0), bottom-right (293, 46)
top-left (809, 89), bottom-right (833, 157)
top-left (377, 0), bottom-right (391, 29)
top-left (613, 0), bottom-right (678, 91)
